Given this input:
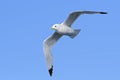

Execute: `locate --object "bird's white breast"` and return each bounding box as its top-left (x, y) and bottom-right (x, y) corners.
top-left (57, 25), bottom-right (74, 35)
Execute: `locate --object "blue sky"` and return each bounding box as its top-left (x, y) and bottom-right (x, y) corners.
top-left (0, 0), bottom-right (120, 80)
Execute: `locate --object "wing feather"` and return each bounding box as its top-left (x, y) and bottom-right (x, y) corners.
top-left (62, 11), bottom-right (107, 26)
top-left (43, 32), bottom-right (62, 76)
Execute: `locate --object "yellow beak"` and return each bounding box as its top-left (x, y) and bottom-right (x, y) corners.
top-left (50, 27), bottom-right (54, 30)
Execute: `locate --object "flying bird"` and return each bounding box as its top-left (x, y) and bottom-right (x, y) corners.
top-left (43, 11), bottom-right (107, 76)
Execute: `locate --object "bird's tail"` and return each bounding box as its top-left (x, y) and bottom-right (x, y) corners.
top-left (69, 29), bottom-right (81, 38)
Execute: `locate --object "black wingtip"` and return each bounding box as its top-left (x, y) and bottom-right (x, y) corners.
top-left (100, 12), bottom-right (108, 14)
top-left (48, 66), bottom-right (53, 76)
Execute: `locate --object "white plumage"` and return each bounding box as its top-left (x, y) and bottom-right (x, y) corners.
top-left (43, 11), bottom-right (107, 76)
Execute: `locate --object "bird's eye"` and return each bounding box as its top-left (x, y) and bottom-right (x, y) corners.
top-left (54, 26), bottom-right (56, 27)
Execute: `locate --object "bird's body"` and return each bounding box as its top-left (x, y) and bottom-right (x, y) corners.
top-left (57, 24), bottom-right (73, 35)
top-left (43, 11), bottom-right (107, 76)
top-left (52, 24), bottom-right (79, 37)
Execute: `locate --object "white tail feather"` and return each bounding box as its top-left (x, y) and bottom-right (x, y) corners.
top-left (69, 29), bottom-right (80, 38)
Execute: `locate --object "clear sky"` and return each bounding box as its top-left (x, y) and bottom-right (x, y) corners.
top-left (0, 0), bottom-right (120, 80)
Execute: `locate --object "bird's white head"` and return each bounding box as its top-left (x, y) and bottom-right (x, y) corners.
top-left (50, 24), bottom-right (60, 31)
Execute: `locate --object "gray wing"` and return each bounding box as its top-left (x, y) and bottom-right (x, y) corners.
top-left (43, 32), bottom-right (62, 76)
top-left (62, 11), bottom-right (107, 26)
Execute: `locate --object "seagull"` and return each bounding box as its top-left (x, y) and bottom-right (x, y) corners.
top-left (43, 11), bottom-right (107, 76)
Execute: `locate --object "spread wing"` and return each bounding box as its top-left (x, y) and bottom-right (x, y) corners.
top-left (43, 32), bottom-right (62, 76)
top-left (62, 11), bottom-right (107, 27)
